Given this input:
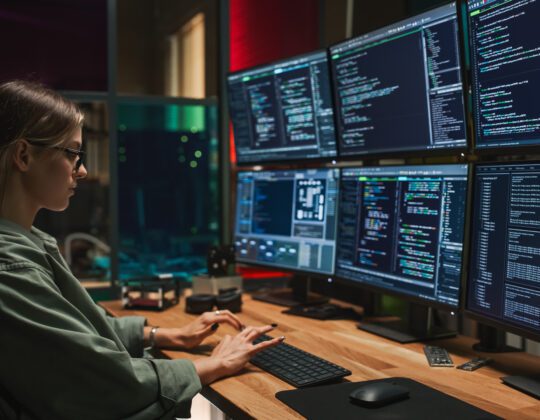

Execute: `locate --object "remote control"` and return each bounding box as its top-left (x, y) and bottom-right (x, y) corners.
top-left (423, 345), bottom-right (454, 367)
top-left (456, 357), bottom-right (492, 371)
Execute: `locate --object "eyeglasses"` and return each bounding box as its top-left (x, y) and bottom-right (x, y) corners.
top-left (26, 141), bottom-right (85, 173)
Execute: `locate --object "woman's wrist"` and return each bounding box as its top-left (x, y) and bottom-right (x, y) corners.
top-left (144, 327), bottom-right (187, 349)
top-left (143, 326), bottom-right (160, 349)
top-left (193, 357), bottom-right (227, 385)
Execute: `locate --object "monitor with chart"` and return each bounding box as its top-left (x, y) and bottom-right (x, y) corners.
top-left (234, 168), bottom-right (339, 275)
top-left (467, 0), bottom-right (540, 151)
top-left (335, 164), bottom-right (468, 309)
top-left (227, 51), bottom-right (338, 164)
top-left (329, 2), bottom-right (467, 157)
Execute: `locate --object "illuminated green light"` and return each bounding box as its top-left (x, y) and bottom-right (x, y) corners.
top-left (194, 150), bottom-right (202, 158)
top-left (242, 76), bottom-right (251, 82)
top-left (181, 135), bottom-right (188, 143)
top-left (190, 160), bottom-right (198, 168)
top-left (332, 54), bottom-right (340, 59)
top-left (190, 126), bottom-right (198, 133)
top-left (470, 10), bottom-right (480, 17)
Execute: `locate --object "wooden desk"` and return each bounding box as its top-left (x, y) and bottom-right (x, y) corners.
top-left (100, 296), bottom-right (540, 419)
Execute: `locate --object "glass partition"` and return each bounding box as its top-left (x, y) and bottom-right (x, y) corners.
top-left (116, 99), bottom-right (219, 280)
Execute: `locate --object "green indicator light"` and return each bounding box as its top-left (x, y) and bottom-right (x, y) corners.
top-left (359, 177), bottom-right (368, 181)
top-left (180, 135), bottom-right (188, 143)
top-left (194, 150), bottom-right (202, 158)
top-left (242, 76), bottom-right (251, 82)
top-left (190, 126), bottom-right (198, 133)
top-left (470, 10), bottom-right (480, 16)
top-left (190, 160), bottom-right (198, 168)
top-left (332, 54), bottom-right (340, 59)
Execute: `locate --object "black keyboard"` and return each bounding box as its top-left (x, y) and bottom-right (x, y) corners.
top-left (251, 334), bottom-right (351, 387)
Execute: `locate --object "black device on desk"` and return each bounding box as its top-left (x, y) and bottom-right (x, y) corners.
top-left (349, 381), bottom-right (409, 407)
top-left (283, 303), bottom-right (362, 320)
top-left (276, 378), bottom-right (502, 420)
top-left (251, 334), bottom-right (351, 387)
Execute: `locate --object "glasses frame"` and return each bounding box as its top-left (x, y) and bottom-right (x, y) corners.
top-left (26, 140), bottom-right (85, 173)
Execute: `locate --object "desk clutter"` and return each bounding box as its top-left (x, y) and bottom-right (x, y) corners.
top-left (185, 288), bottom-right (243, 314)
top-left (120, 274), bottom-right (181, 310)
top-left (101, 294), bottom-right (540, 419)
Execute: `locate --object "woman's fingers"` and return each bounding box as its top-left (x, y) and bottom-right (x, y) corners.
top-left (216, 309), bottom-right (245, 330)
top-left (250, 336), bottom-right (285, 356)
top-left (203, 310), bottom-right (244, 331)
top-left (245, 325), bottom-right (275, 342)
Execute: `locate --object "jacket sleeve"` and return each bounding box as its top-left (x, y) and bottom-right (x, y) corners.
top-left (0, 265), bottom-right (202, 420)
top-left (96, 306), bottom-right (147, 358)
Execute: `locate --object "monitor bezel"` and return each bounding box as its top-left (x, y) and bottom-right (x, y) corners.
top-left (232, 166), bottom-right (340, 278)
top-left (328, 1), bottom-right (469, 160)
top-left (226, 49), bottom-right (339, 167)
top-left (333, 162), bottom-right (471, 312)
top-left (463, 159), bottom-right (540, 343)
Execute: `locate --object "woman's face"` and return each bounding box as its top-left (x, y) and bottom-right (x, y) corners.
top-left (25, 127), bottom-right (87, 212)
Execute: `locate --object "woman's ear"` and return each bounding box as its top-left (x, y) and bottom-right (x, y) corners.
top-left (12, 140), bottom-right (32, 172)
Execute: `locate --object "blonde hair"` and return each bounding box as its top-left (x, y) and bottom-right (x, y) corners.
top-left (0, 80), bottom-right (84, 206)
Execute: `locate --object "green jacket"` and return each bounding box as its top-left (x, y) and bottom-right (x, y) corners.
top-left (0, 218), bottom-right (201, 419)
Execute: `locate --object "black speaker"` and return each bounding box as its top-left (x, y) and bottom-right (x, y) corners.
top-left (185, 294), bottom-right (215, 314)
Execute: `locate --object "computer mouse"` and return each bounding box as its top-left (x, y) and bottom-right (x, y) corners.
top-left (349, 381), bottom-right (409, 407)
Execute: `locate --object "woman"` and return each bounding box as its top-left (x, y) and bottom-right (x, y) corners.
top-left (0, 80), bottom-right (283, 419)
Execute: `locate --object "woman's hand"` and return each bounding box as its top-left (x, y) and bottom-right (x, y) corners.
top-left (147, 310), bottom-right (246, 350)
top-left (193, 325), bottom-right (284, 385)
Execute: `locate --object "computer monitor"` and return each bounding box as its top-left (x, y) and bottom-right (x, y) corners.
top-left (227, 50), bottom-right (338, 164)
top-left (335, 164), bottom-right (469, 342)
top-left (467, 0), bottom-right (540, 151)
top-left (329, 2), bottom-right (467, 157)
top-left (234, 168), bottom-right (340, 305)
top-left (467, 162), bottom-right (540, 398)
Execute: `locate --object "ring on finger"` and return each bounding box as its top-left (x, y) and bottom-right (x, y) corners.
top-left (215, 310), bottom-right (221, 316)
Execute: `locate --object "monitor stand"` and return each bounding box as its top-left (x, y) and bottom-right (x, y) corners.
top-left (501, 375), bottom-right (540, 400)
top-left (251, 275), bottom-right (329, 307)
top-left (357, 303), bottom-right (456, 344)
top-left (472, 324), bottom-right (521, 352)
top-left (472, 324), bottom-right (539, 399)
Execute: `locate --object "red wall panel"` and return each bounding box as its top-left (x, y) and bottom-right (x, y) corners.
top-left (229, 0), bottom-right (320, 71)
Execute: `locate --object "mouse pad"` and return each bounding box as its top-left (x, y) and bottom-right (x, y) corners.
top-left (275, 377), bottom-right (501, 420)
